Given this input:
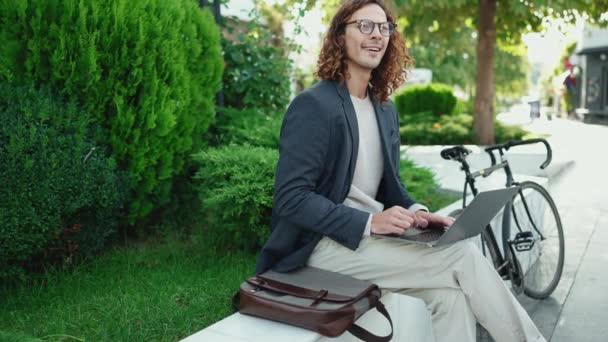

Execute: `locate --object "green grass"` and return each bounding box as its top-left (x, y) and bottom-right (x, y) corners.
top-left (0, 234), bottom-right (256, 341)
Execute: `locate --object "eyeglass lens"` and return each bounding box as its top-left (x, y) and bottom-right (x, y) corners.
top-left (359, 20), bottom-right (394, 36)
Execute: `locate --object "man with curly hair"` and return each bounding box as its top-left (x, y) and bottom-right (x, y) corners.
top-left (256, 1), bottom-right (545, 341)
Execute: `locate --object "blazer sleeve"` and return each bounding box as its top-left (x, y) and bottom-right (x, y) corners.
top-left (272, 92), bottom-right (368, 250)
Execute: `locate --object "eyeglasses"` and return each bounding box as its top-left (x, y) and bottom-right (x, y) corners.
top-left (343, 19), bottom-right (396, 37)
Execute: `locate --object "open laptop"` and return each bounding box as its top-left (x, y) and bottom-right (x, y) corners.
top-left (371, 187), bottom-right (519, 247)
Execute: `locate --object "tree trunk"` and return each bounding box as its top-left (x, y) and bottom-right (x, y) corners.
top-left (474, 0), bottom-right (497, 145)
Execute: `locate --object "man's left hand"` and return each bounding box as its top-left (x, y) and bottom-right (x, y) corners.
top-left (413, 211), bottom-right (455, 229)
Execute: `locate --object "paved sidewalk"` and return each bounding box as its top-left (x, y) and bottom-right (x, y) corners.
top-left (407, 118), bottom-right (608, 341)
top-left (522, 118), bottom-right (608, 342)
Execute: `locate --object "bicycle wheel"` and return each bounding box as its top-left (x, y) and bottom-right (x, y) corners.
top-left (505, 181), bottom-right (565, 299)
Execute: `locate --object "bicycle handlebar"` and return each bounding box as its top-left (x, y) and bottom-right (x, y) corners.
top-left (485, 138), bottom-right (552, 169)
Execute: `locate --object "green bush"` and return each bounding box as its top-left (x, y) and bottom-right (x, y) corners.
top-left (400, 113), bottom-right (528, 145)
top-left (394, 83), bottom-right (457, 119)
top-left (400, 114), bottom-right (475, 145)
top-left (222, 20), bottom-right (292, 111)
top-left (495, 121), bottom-right (528, 142)
top-left (0, 0), bottom-right (223, 223)
top-left (453, 98), bottom-right (474, 115)
top-left (0, 84), bottom-right (128, 282)
top-left (211, 107), bottom-right (282, 149)
top-left (400, 159), bottom-right (458, 212)
top-left (193, 145), bottom-right (278, 251)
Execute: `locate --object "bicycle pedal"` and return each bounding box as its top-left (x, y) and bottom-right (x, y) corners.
top-left (511, 232), bottom-right (535, 252)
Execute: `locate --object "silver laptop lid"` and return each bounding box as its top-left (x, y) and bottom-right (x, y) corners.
top-left (434, 187), bottom-right (519, 246)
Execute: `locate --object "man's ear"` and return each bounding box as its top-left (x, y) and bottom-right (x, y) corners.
top-left (337, 35), bottom-right (345, 48)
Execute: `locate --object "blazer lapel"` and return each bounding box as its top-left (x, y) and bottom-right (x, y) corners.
top-left (336, 82), bottom-right (359, 179)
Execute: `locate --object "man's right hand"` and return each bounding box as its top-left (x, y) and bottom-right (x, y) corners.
top-left (371, 206), bottom-right (420, 235)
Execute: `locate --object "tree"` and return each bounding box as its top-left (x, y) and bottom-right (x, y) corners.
top-left (392, 0), bottom-right (607, 143)
top-left (407, 22), bottom-right (528, 99)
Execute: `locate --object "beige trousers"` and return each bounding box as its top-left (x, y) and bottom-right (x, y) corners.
top-left (307, 236), bottom-right (546, 342)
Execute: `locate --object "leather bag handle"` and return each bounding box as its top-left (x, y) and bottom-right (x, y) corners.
top-left (347, 300), bottom-right (394, 342)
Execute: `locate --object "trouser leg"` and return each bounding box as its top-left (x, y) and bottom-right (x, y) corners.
top-left (398, 287), bottom-right (476, 342)
top-left (307, 236), bottom-right (546, 342)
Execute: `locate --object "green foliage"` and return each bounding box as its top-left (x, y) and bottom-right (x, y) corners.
top-left (393, 0), bottom-right (607, 46)
top-left (494, 121), bottom-right (528, 143)
top-left (222, 19), bottom-right (292, 111)
top-left (0, 84), bottom-right (127, 282)
top-left (399, 113), bottom-right (527, 145)
top-left (394, 83), bottom-right (457, 119)
top-left (453, 98), bottom-right (474, 116)
top-left (193, 146), bottom-right (278, 251)
top-left (400, 159), bottom-right (458, 212)
top-left (211, 107), bottom-right (283, 149)
top-left (0, 0), bottom-right (223, 223)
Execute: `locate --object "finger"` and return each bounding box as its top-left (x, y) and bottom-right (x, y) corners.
top-left (444, 217), bottom-right (455, 227)
top-left (391, 217), bottom-right (412, 230)
top-left (377, 224), bottom-right (405, 235)
top-left (394, 206), bottom-right (416, 218)
top-left (417, 216), bottom-right (429, 228)
top-left (396, 212), bottom-right (415, 224)
top-left (390, 226), bottom-right (406, 235)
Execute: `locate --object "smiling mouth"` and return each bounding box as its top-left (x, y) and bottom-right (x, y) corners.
top-left (364, 47), bottom-right (382, 52)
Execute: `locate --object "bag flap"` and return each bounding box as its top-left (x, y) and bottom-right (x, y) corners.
top-left (254, 267), bottom-right (376, 301)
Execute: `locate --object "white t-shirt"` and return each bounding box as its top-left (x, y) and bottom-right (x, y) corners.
top-left (344, 94), bottom-right (427, 236)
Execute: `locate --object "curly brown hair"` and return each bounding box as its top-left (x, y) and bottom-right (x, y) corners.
top-left (315, 0), bottom-right (414, 103)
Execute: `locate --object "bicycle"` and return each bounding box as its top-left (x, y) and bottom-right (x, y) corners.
top-left (440, 138), bottom-right (565, 299)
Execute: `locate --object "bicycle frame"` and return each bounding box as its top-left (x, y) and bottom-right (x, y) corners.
top-left (457, 149), bottom-right (517, 277)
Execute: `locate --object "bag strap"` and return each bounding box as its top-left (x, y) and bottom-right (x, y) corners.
top-left (347, 300), bottom-right (393, 342)
top-left (247, 276), bottom-right (355, 302)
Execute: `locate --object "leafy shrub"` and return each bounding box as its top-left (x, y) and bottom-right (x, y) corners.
top-left (193, 146), bottom-right (278, 251)
top-left (399, 111), bottom-right (435, 125)
top-left (394, 83), bottom-right (457, 119)
top-left (0, 0), bottom-right (223, 223)
top-left (400, 159), bottom-right (458, 212)
top-left (400, 113), bottom-right (528, 145)
top-left (495, 122), bottom-right (528, 142)
top-left (453, 98), bottom-right (474, 115)
top-left (400, 114), bottom-right (475, 145)
top-left (211, 107), bottom-right (283, 149)
top-left (222, 19), bottom-right (292, 111)
top-left (0, 84), bottom-right (128, 281)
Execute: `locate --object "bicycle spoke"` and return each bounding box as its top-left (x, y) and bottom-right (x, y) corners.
top-left (509, 182), bottom-right (564, 299)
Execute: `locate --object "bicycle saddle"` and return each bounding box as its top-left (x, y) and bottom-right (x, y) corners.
top-left (440, 145), bottom-right (471, 161)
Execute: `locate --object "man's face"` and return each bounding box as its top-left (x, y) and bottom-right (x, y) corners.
top-left (343, 4), bottom-right (390, 73)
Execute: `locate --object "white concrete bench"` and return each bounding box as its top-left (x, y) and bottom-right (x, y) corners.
top-left (181, 292), bottom-right (435, 342)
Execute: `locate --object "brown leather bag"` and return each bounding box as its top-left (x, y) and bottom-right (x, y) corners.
top-left (236, 266), bottom-right (393, 341)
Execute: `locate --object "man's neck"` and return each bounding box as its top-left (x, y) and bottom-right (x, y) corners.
top-left (345, 62), bottom-right (372, 99)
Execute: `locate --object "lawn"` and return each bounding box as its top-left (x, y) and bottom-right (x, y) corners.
top-left (0, 234), bottom-right (255, 341)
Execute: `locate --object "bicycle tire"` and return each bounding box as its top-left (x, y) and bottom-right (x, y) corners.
top-left (503, 181), bottom-right (565, 299)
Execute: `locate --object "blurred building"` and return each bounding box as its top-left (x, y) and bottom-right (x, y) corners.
top-left (574, 24), bottom-right (608, 123)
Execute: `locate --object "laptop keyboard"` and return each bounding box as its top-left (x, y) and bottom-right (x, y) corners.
top-left (406, 229), bottom-right (444, 243)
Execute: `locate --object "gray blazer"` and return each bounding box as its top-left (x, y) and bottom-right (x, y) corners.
top-left (255, 80), bottom-right (418, 274)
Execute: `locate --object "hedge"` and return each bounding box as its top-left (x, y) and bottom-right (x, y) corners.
top-left (0, 0), bottom-right (223, 222)
top-left (394, 83), bottom-right (457, 119)
top-left (0, 83), bottom-right (127, 281)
